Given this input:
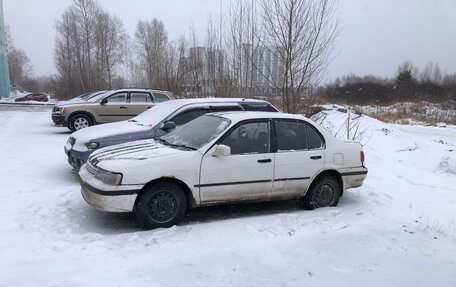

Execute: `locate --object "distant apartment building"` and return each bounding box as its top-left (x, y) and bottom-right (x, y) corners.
top-left (237, 44), bottom-right (285, 95)
top-left (0, 0), bottom-right (11, 98)
top-left (183, 47), bottom-right (224, 96)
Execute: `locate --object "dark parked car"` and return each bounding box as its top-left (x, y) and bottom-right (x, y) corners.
top-left (15, 94), bottom-right (48, 102)
top-left (64, 98), bottom-right (278, 170)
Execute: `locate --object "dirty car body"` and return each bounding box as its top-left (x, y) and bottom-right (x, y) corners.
top-left (79, 112), bottom-right (368, 228)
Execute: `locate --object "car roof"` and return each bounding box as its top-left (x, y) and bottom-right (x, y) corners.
top-left (210, 111), bottom-right (307, 122)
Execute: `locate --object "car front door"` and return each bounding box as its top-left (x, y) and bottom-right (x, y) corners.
top-left (270, 119), bottom-right (325, 199)
top-left (199, 120), bottom-right (274, 203)
top-left (97, 92), bottom-right (130, 123)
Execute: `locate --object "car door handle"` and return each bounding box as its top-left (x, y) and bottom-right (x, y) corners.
top-left (257, 159), bottom-right (272, 163)
top-left (310, 156), bottom-right (322, 160)
top-left (120, 106), bottom-right (127, 109)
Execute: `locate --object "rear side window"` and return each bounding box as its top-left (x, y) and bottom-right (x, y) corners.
top-left (307, 124), bottom-right (325, 149)
top-left (153, 93), bottom-right (170, 103)
top-left (275, 120), bottom-right (308, 151)
top-left (130, 92), bottom-right (152, 103)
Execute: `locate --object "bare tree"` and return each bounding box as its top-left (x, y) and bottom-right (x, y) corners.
top-left (261, 0), bottom-right (339, 113)
top-left (94, 12), bottom-right (127, 89)
top-left (54, 0), bottom-right (126, 98)
top-left (7, 46), bottom-right (33, 88)
top-left (135, 18), bottom-right (168, 89)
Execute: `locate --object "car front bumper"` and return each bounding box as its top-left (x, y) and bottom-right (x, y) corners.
top-left (52, 113), bottom-right (67, 126)
top-left (64, 145), bottom-right (92, 170)
top-left (78, 164), bottom-right (142, 212)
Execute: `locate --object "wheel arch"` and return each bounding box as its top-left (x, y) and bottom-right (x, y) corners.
top-left (307, 169), bottom-right (344, 196)
top-left (68, 110), bottom-right (96, 126)
top-left (136, 177), bottom-right (197, 209)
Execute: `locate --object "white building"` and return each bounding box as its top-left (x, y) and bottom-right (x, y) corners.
top-left (186, 47), bottom-right (224, 96)
top-left (237, 44), bottom-right (285, 94)
top-left (0, 0), bottom-right (11, 98)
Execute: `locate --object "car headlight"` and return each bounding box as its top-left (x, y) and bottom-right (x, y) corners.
top-left (67, 136), bottom-right (76, 146)
top-left (95, 167), bottom-right (123, 185)
top-left (85, 142), bottom-right (99, 149)
top-left (55, 107), bottom-right (66, 114)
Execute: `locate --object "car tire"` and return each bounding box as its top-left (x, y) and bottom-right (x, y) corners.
top-left (69, 114), bottom-right (93, 131)
top-left (134, 182), bottom-right (187, 229)
top-left (303, 175), bottom-right (341, 210)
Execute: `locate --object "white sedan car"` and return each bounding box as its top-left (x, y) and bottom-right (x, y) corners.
top-left (79, 112), bottom-right (368, 229)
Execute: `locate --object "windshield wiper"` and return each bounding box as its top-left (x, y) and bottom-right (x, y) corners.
top-left (176, 144), bottom-right (197, 150)
top-left (157, 138), bottom-right (196, 150)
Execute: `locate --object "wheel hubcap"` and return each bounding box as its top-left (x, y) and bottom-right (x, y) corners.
top-left (148, 191), bottom-right (177, 222)
top-left (74, 118), bottom-right (89, 130)
top-left (314, 184), bottom-right (334, 207)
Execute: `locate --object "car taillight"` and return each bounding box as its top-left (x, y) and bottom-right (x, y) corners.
top-left (360, 151), bottom-right (365, 164)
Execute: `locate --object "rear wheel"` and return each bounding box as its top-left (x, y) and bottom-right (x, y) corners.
top-left (134, 182), bottom-right (187, 229)
top-left (303, 175), bottom-right (341, 210)
top-left (69, 114), bottom-right (93, 131)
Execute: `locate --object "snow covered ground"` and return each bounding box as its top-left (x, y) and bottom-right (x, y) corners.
top-left (0, 106), bottom-right (455, 287)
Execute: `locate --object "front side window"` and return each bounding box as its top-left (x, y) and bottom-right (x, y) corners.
top-left (170, 109), bottom-right (207, 126)
top-left (275, 120), bottom-right (308, 151)
top-left (130, 92), bottom-right (151, 103)
top-left (220, 121), bottom-right (270, 155)
top-left (106, 93), bottom-right (127, 103)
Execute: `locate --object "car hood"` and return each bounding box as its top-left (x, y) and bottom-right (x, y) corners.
top-left (89, 140), bottom-right (186, 166)
top-left (72, 121), bottom-right (151, 148)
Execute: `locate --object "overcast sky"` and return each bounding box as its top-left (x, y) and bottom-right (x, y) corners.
top-left (3, 0), bottom-right (456, 82)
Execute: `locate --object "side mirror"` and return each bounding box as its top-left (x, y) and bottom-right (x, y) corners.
top-left (212, 144), bottom-right (231, 157)
top-left (160, 121), bottom-right (176, 131)
top-left (100, 98), bottom-right (108, 105)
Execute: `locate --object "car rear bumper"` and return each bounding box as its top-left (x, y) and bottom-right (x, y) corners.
top-left (79, 164), bottom-right (141, 212)
top-left (340, 166), bottom-right (368, 189)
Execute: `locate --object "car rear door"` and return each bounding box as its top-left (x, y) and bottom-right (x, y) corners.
top-left (270, 119), bottom-right (325, 199)
top-left (199, 120), bottom-right (274, 203)
top-left (128, 92), bottom-right (155, 115)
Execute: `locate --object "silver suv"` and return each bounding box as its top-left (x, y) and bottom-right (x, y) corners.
top-left (52, 89), bottom-right (174, 131)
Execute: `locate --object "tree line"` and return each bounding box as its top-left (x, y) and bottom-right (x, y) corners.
top-left (50, 0), bottom-right (339, 113)
top-left (321, 61), bottom-right (456, 105)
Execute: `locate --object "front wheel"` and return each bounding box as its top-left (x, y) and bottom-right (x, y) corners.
top-left (303, 175), bottom-right (341, 210)
top-left (134, 182), bottom-right (187, 229)
top-left (69, 114), bottom-right (93, 131)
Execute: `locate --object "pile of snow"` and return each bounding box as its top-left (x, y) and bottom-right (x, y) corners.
top-left (0, 107), bottom-right (455, 286)
top-left (352, 101), bottom-right (456, 125)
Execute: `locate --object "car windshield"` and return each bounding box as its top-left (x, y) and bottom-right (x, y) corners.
top-left (160, 115), bottom-right (231, 150)
top-left (130, 101), bottom-right (183, 127)
top-left (82, 91), bottom-right (106, 101)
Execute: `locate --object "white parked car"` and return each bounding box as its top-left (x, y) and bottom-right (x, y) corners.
top-left (79, 112), bottom-right (368, 229)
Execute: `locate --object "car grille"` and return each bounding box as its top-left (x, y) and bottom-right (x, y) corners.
top-left (86, 161), bottom-right (97, 175)
top-left (52, 106), bottom-right (59, 112)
